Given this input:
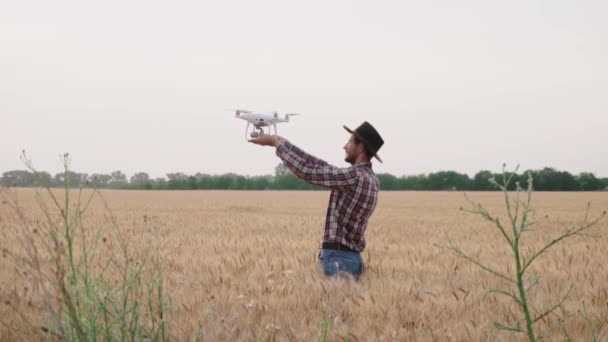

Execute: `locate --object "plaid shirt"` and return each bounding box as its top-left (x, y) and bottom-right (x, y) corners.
top-left (276, 141), bottom-right (380, 252)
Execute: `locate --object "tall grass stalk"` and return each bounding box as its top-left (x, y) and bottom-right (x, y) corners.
top-left (317, 305), bottom-right (333, 342)
top-left (441, 165), bottom-right (605, 341)
top-left (1, 152), bottom-right (169, 341)
top-left (579, 303), bottom-right (608, 342)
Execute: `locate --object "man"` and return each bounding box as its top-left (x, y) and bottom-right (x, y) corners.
top-left (249, 121), bottom-right (384, 280)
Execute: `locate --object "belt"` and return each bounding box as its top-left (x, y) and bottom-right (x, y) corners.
top-left (321, 242), bottom-right (358, 253)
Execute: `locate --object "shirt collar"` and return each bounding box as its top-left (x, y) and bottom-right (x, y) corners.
top-left (353, 162), bottom-right (373, 169)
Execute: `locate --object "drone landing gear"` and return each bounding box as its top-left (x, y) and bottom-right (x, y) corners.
top-left (250, 127), bottom-right (264, 138)
top-left (246, 125), bottom-right (277, 139)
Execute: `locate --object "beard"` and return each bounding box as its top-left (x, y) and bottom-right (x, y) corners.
top-left (344, 152), bottom-right (355, 165)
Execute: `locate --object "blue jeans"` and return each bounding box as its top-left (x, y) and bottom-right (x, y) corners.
top-left (318, 249), bottom-right (364, 280)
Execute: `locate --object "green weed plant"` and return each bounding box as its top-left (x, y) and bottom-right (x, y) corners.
top-left (443, 165), bottom-right (605, 341)
top-left (1, 153), bottom-right (169, 341)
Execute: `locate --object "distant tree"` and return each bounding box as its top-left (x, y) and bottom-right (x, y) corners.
top-left (54, 171), bottom-right (85, 188)
top-left (166, 173), bottom-right (187, 181)
top-left (213, 174), bottom-right (232, 190)
top-left (398, 175), bottom-right (427, 190)
top-left (472, 170), bottom-right (495, 191)
top-left (274, 163), bottom-right (290, 177)
top-left (229, 175), bottom-right (247, 190)
top-left (187, 176), bottom-right (198, 190)
top-left (36, 171), bottom-right (53, 187)
top-left (1, 170), bottom-right (36, 187)
top-left (109, 171), bottom-right (128, 188)
top-left (193, 173), bottom-right (207, 189)
top-left (79, 173), bottom-right (90, 186)
top-left (577, 172), bottom-right (603, 191)
top-left (377, 174), bottom-right (398, 190)
top-left (526, 167), bottom-right (576, 191)
top-left (167, 172), bottom-right (188, 189)
top-left (273, 173), bottom-right (298, 190)
top-left (427, 171), bottom-right (471, 191)
top-left (556, 171), bottom-right (578, 191)
top-left (197, 175), bottom-right (214, 189)
top-left (272, 163), bottom-right (297, 189)
top-left (251, 176), bottom-right (272, 190)
top-left (2, 165), bottom-right (606, 191)
top-left (601, 178), bottom-right (608, 191)
top-left (130, 172), bottom-right (151, 188)
top-left (518, 170), bottom-right (533, 190)
top-left (501, 171), bottom-right (519, 191)
top-left (153, 178), bottom-right (167, 190)
top-left (90, 173), bottom-right (112, 187)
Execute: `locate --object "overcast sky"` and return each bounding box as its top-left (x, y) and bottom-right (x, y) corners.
top-left (1, 0), bottom-right (607, 178)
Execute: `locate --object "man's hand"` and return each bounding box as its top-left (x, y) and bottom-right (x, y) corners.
top-left (248, 134), bottom-right (287, 147)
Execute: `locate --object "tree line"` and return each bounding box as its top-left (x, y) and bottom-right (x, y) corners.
top-left (1, 164), bottom-right (607, 191)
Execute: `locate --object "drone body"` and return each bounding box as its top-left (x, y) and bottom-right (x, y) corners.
top-left (234, 109), bottom-right (299, 138)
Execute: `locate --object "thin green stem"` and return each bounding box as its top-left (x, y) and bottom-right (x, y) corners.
top-left (494, 321), bottom-right (524, 334)
top-left (486, 288), bottom-right (523, 306)
top-left (533, 286), bottom-right (572, 324)
top-left (523, 214), bottom-right (605, 273)
top-left (514, 235), bottom-right (536, 341)
top-left (444, 241), bottom-right (515, 284)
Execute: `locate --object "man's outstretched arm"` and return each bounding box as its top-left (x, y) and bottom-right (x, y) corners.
top-left (249, 134), bottom-right (329, 166)
top-left (249, 135), bottom-right (357, 190)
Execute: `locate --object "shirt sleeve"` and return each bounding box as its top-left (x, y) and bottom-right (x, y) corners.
top-left (276, 141), bottom-right (358, 190)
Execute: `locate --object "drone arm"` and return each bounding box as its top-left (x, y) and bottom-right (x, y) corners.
top-left (284, 113), bottom-right (299, 122)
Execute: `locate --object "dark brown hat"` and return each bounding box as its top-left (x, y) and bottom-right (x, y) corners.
top-left (343, 121), bottom-right (384, 163)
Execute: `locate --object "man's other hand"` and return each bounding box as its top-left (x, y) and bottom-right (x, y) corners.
top-left (248, 134), bottom-right (287, 147)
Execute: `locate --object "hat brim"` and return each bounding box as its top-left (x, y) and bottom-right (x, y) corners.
top-left (343, 125), bottom-right (383, 163)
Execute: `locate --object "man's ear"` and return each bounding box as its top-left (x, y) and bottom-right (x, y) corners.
top-left (357, 142), bottom-right (365, 154)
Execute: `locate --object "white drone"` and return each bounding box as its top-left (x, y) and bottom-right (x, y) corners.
top-left (233, 109), bottom-right (299, 139)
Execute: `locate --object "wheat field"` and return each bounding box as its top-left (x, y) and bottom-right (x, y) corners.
top-left (1, 189), bottom-right (607, 341)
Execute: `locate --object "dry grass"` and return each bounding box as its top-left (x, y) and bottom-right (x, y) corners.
top-left (1, 189), bottom-right (607, 341)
